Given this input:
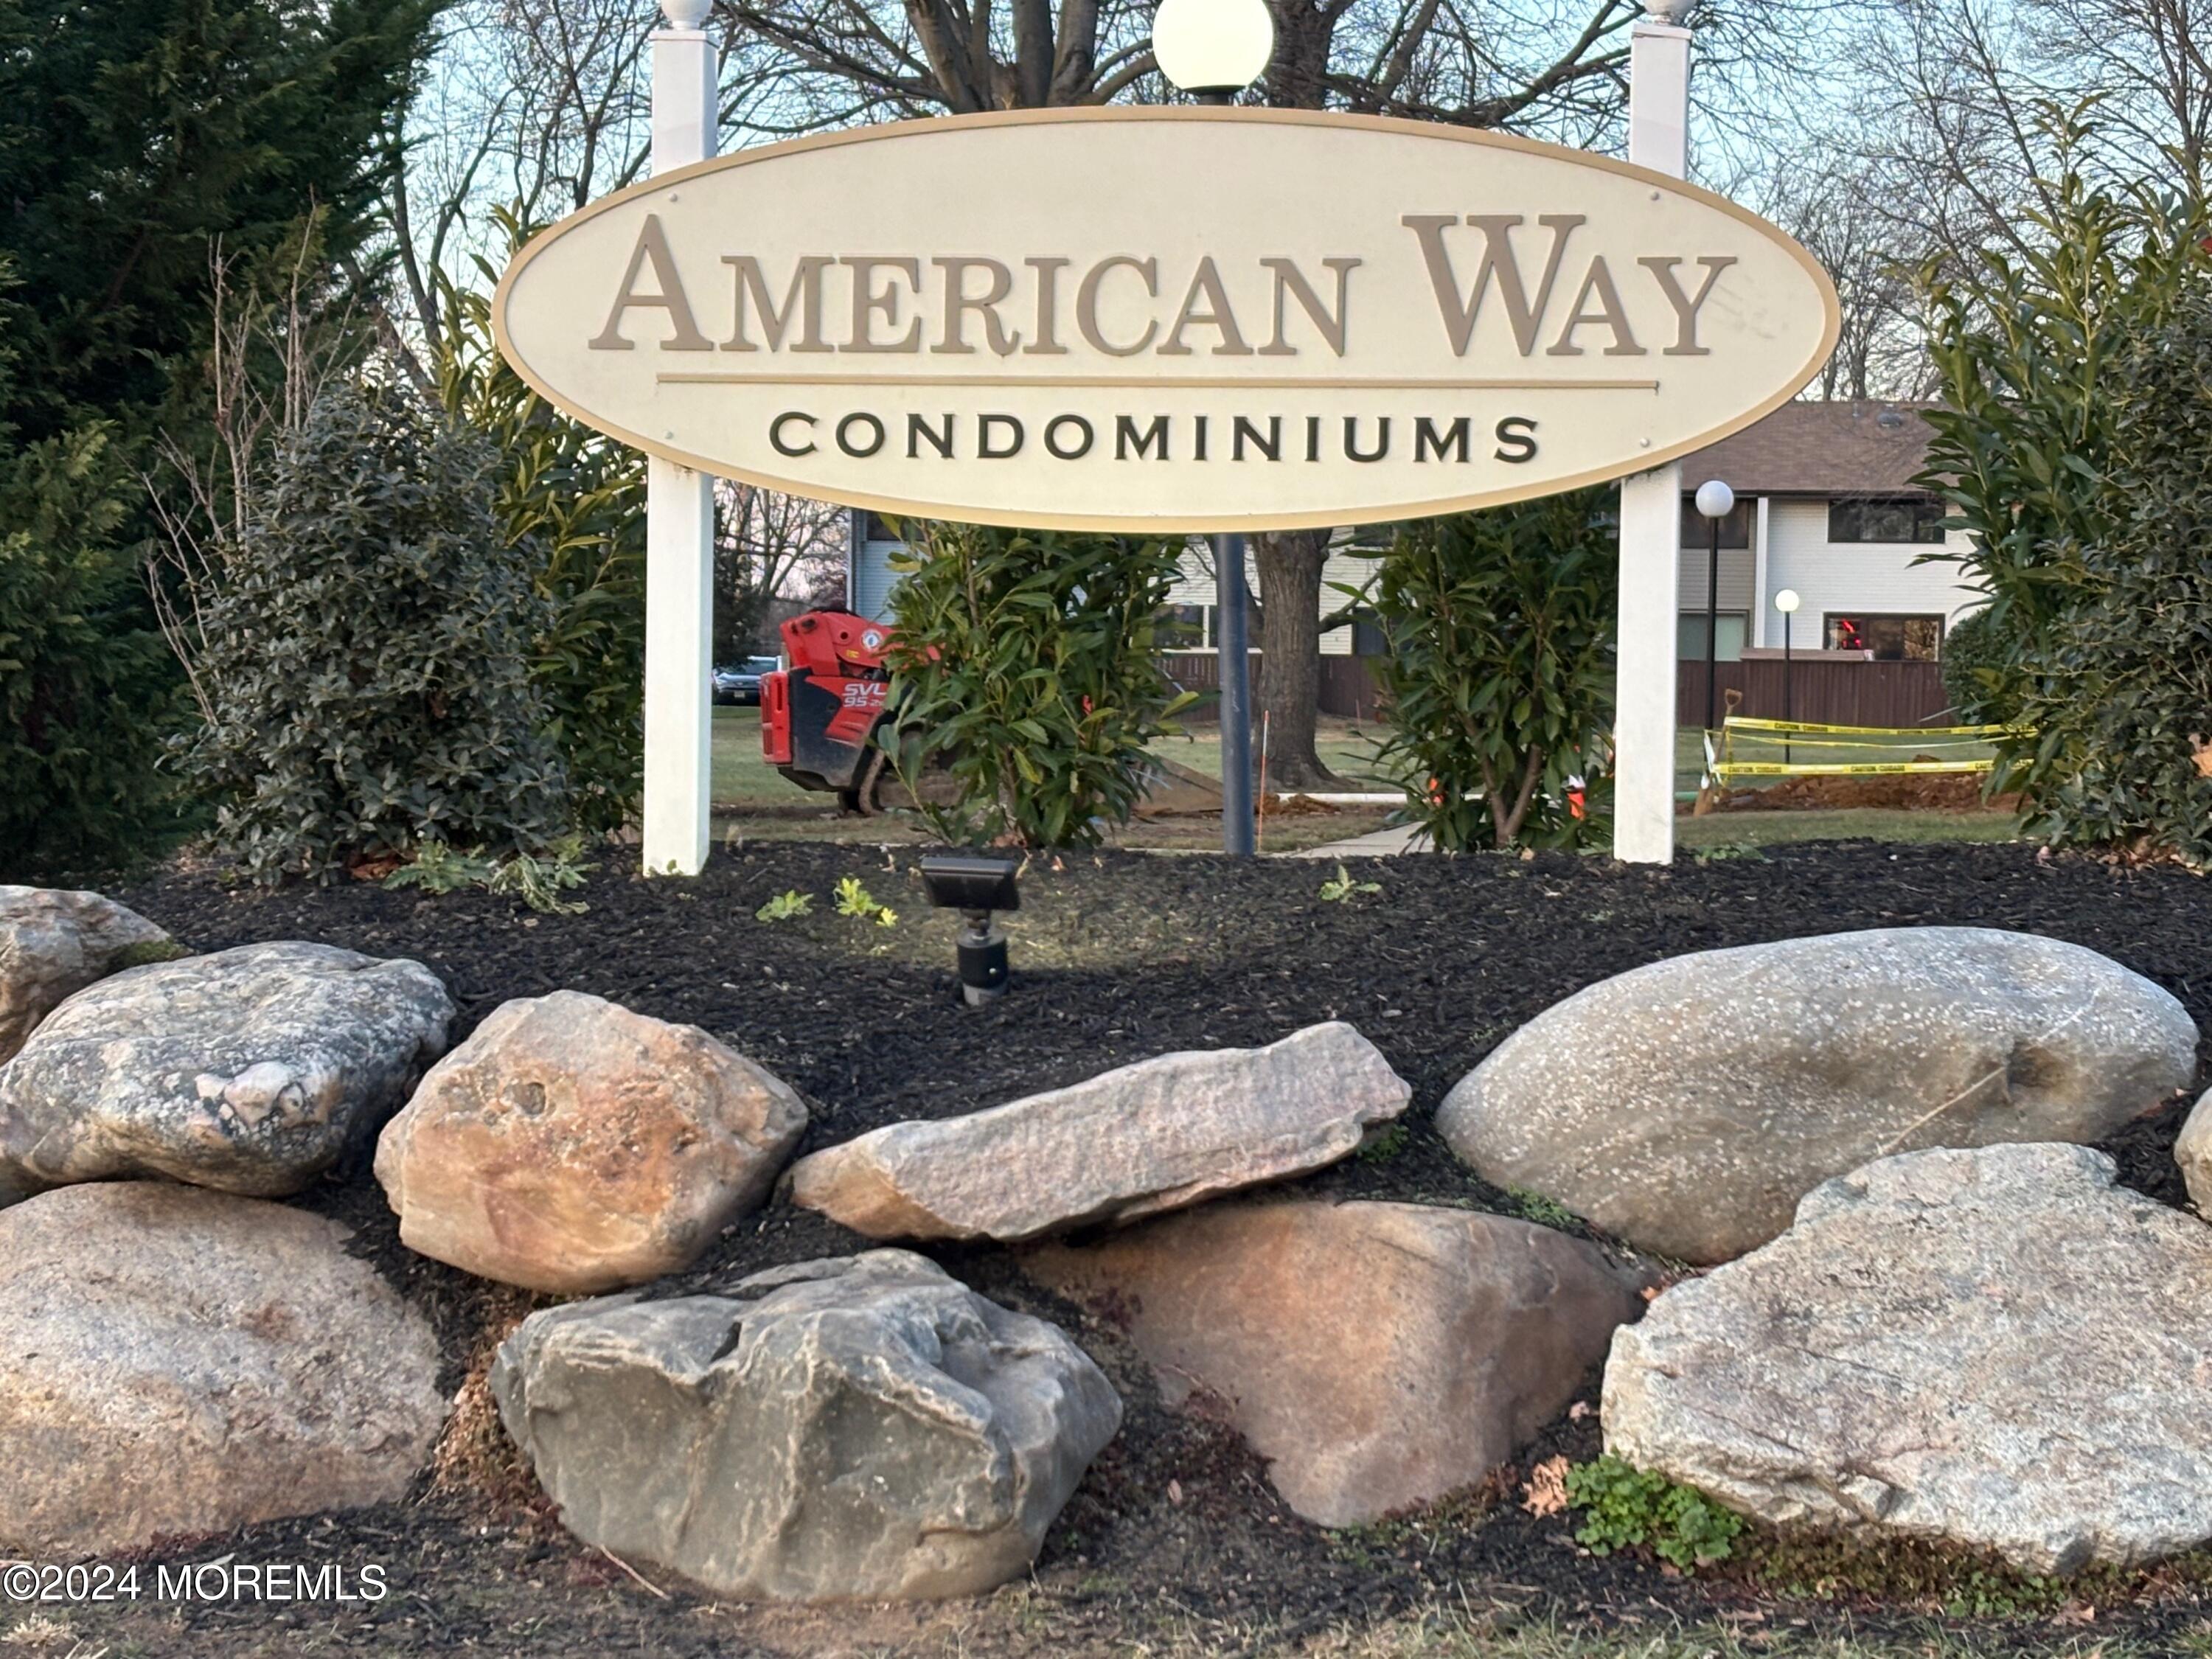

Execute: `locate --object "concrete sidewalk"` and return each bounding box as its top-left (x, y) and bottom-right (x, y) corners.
top-left (1284, 822), bottom-right (1429, 858)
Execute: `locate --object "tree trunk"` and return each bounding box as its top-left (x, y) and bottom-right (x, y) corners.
top-left (1252, 527), bottom-right (1345, 790)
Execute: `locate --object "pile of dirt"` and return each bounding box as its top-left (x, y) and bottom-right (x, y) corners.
top-left (66, 841), bottom-right (2212, 1658)
top-left (1725, 771), bottom-right (2020, 813)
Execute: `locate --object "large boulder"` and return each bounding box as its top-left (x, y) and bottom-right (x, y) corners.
top-left (0, 941), bottom-right (452, 1199)
top-left (2171, 1087), bottom-right (2212, 1213)
top-left (787, 1021), bottom-right (1410, 1242)
top-left (1604, 1143), bottom-right (2212, 1575)
top-left (375, 990), bottom-right (808, 1293)
top-left (492, 1251), bottom-right (1121, 1601)
top-left (1438, 927), bottom-right (2196, 1262)
top-left (0, 886), bottom-right (178, 1062)
top-left (1026, 1200), bottom-right (1648, 1527)
top-left (0, 1181), bottom-right (446, 1557)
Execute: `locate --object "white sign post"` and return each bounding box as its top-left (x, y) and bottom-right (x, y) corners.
top-left (642, 0), bottom-right (718, 877)
top-left (1613, 0), bottom-right (1692, 865)
top-left (566, 33), bottom-right (1833, 876)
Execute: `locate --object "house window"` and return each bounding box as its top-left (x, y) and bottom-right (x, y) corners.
top-left (1680, 496), bottom-right (1752, 548)
top-left (1827, 498), bottom-right (1947, 543)
top-left (861, 510), bottom-right (905, 543)
top-left (1826, 613), bottom-right (1944, 660)
top-left (1158, 604), bottom-right (1207, 650)
top-left (1676, 612), bottom-right (1748, 662)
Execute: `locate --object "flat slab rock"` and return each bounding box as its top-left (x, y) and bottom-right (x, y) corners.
top-left (375, 990), bottom-right (808, 1293)
top-left (492, 1251), bottom-right (1121, 1601)
top-left (787, 1020), bottom-right (1410, 1242)
top-left (1026, 1199), bottom-right (1649, 1527)
top-left (0, 886), bottom-right (176, 1063)
top-left (0, 940), bottom-right (453, 1198)
top-left (1605, 1143), bottom-right (2212, 1574)
top-left (1438, 927), bottom-right (2197, 1262)
top-left (0, 1182), bottom-right (446, 1557)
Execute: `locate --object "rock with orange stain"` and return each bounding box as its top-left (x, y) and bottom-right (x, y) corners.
top-left (375, 990), bottom-right (807, 1293)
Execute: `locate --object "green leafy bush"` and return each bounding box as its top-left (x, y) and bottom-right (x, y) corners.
top-left (1918, 104), bottom-right (2212, 854)
top-left (436, 250), bottom-right (645, 833)
top-left (1937, 604), bottom-right (2015, 725)
top-left (881, 521), bottom-right (1193, 848)
top-left (178, 382), bottom-right (571, 880)
top-left (1996, 285), bottom-right (2212, 861)
top-left (1363, 487), bottom-right (1616, 851)
top-left (0, 422), bottom-right (180, 877)
top-left (1565, 1455), bottom-right (1743, 1571)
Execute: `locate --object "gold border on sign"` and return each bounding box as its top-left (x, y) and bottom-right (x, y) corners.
top-left (490, 106), bottom-right (1844, 534)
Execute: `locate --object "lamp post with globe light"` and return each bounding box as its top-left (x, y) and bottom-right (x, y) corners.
top-left (1152, 0), bottom-right (1275, 855)
top-left (1775, 587), bottom-right (1801, 756)
top-left (1695, 479), bottom-right (1734, 736)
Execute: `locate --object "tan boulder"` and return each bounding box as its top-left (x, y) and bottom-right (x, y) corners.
top-left (2174, 1088), bottom-right (2212, 1212)
top-left (0, 886), bottom-right (178, 1062)
top-left (787, 1021), bottom-right (1409, 1243)
top-left (1024, 1199), bottom-right (1649, 1527)
top-left (376, 990), bottom-right (807, 1293)
top-left (0, 1182), bottom-right (445, 1558)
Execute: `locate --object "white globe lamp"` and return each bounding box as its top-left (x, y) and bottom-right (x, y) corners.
top-left (1694, 479), bottom-right (1735, 520)
top-left (1774, 588), bottom-right (1801, 616)
top-left (661, 0), bottom-right (712, 25)
top-left (1154, 0), bottom-right (1276, 101)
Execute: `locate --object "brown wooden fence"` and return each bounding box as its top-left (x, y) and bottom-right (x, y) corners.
top-left (1162, 653), bottom-right (1954, 731)
top-left (1676, 658), bottom-right (1955, 730)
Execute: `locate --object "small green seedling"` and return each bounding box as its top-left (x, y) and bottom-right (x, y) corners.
top-left (756, 890), bottom-right (813, 922)
top-left (1318, 863), bottom-right (1382, 903)
top-left (1565, 1455), bottom-right (1744, 1571)
top-left (833, 876), bottom-right (898, 927)
top-left (1506, 1186), bottom-right (1580, 1231)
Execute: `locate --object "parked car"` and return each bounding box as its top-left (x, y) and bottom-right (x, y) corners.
top-left (712, 655), bottom-right (782, 706)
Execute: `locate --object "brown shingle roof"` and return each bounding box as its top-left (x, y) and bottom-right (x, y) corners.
top-left (1681, 400), bottom-right (1941, 498)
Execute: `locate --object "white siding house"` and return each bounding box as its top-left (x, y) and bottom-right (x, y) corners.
top-left (847, 513), bottom-right (1380, 653)
top-left (1679, 401), bottom-right (1984, 663)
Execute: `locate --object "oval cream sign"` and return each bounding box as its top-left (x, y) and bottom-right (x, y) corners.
top-left (494, 108), bottom-right (1838, 532)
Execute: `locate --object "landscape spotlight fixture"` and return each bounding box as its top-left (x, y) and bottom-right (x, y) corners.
top-left (919, 852), bottom-right (1021, 1006)
top-left (1154, 0), bottom-right (1275, 102)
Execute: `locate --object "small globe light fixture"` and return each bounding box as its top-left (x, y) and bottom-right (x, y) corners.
top-left (661, 0), bottom-right (712, 26)
top-left (1154, 0), bottom-right (1276, 100)
top-left (1641, 0), bottom-right (1694, 21)
top-left (1774, 588), bottom-right (1801, 615)
top-left (1694, 479), bottom-right (1735, 521)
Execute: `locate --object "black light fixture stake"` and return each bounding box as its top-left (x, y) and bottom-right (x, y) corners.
top-left (918, 852), bottom-right (1022, 1007)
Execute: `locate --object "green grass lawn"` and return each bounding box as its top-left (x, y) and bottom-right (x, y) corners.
top-left (712, 707), bottom-right (2023, 855)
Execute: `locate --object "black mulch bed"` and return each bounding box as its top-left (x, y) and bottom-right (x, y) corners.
top-left (63, 840), bottom-right (2212, 1658)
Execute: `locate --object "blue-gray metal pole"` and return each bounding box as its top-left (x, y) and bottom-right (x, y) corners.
top-left (1214, 532), bottom-right (1255, 856)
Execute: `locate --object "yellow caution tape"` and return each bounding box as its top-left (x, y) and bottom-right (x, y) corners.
top-left (1723, 716), bottom-right (2016, 738)
top-left (1716, 759), bottom-right (1996, 779)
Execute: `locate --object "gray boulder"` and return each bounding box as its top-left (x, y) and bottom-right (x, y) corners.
top-left (0, 941), bottom-right (453, 1198)
top-left (1604, 1143), bottom-right (2212, 1574)
top-left (788, 1021), bottom-right (1410, 1242)
top-left (2171, 1087), bottom-right (2212, 1214)
top-left (1438, 927), bottom-right (2196, 1262)
top-left (493, 1251), bottom-right (1121, 1601)
top-left (0, 886), bottom-right (178, 1062)
top-left (0, 1181), bottom-right (446, 1557)
top-left (1026, 1199), bottom-right (1649, 1526)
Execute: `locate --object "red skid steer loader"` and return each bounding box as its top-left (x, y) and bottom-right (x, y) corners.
top-left (759, 610), bottom-right (905, 814)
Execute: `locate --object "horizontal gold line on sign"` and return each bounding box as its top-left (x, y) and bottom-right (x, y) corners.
top-left (654, 372), bottom-right (1663, 392)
